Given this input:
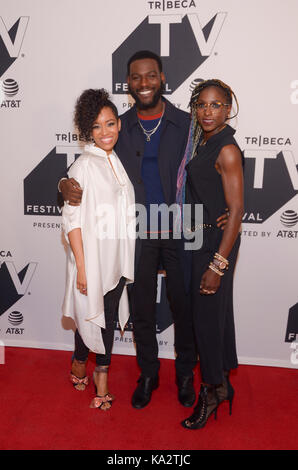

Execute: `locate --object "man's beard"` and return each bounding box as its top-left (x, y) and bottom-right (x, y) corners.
top-left (128, 82), bottom-right (165, 111)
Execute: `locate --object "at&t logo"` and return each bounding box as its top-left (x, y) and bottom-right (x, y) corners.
top-left (2, 78), bottom-right (19, 97)
top-left (8, 311), bottom-right (23, 326)
top-left (5, 311), bottom-right (25, 335)
top-left (277, 208), bottom-right (298, 239)
top-left (0, 78), bottom-right (20, 108)
top-left (280, 210), bottom-right (298, 228)
top-left (6, 311), bottom-right (25, 336)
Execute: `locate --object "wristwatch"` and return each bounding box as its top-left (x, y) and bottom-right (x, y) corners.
top-left (213, 258), bottom-right (228, 271)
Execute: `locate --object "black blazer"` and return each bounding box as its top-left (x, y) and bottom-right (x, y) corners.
top-left (115, 99), bottom-right (191, 287)
top-left (115, 98), bottom-right (190, 207)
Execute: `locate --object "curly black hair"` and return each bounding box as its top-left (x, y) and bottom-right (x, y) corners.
top-left (74, 89), bottom-right (119, 142)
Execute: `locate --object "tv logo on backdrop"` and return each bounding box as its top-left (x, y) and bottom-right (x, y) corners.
top-left (285, 303), bottom-right (298, 343)
top-left (115, 272), bottom-right (173, 334)
top-left (285, 303), bottom-right (298, 365)
top-left (0, 16), bottom-right (28, 107)
top-left (0, 261), bottom-right (37, 317)
top-left (0, 16), bottom-right (29, 76)
top-left (243, 141), bottom-right (298, 224)
top-left (24, 145), bottom-right (82, 216)
top-left (112, 11), bottom-right (226, 94)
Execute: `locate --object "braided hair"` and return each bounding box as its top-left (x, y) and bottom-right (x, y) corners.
top-left (176, 79), bottom-right (239, 227)
top-left (188, 79), bottom-right (239, 154)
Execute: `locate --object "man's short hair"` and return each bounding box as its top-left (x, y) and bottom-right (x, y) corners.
top-left (127, 50), bottom-right (163, 76)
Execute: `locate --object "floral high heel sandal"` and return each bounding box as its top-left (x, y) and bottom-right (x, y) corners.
top-left (90, 366), bottom-right (115, 411)
top-left (70, 358), bottom-right (89, 391)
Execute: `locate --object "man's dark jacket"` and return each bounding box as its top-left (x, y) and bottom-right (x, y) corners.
top-left (115, 98), bottom-right (191, 288)
top-left (115, 98), bottom-right (189, 208)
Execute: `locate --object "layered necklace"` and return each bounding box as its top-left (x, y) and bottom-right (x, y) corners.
top-left (138, 104), bottom-right (165, 142)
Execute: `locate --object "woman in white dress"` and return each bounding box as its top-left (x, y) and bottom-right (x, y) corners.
top-left (62, 89), bottom-right (135, 410)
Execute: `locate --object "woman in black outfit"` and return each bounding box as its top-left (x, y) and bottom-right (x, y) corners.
top-left (176, 79), bottom-right (244, 429)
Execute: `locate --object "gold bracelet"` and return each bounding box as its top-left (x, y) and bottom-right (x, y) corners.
top-left (209, 262), bottom-right (224, 277)
top-left (213, 253), bottom-right (229, 271)
top-left (212, 258), bottom-right (229, 271)
top-left (214, 252), bottom-right (229, 265)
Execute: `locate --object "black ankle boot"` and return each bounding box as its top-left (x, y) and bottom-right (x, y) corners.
top-left (181, 384), bottom-right (219, 430)
top-left (216, 371), bottom-right (234, 415)
top-left (176, 375), bottom-right (196, 407)
top-left (131, 375), bottom-right (159, 409)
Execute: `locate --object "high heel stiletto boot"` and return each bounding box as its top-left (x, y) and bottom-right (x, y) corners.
top-left (181, 384), bottom-right (219, 430)
top-left (216, 371), bottom-right (234, 415)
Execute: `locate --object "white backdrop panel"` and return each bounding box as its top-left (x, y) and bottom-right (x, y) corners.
top-left (0, 0), bottom-right (297, 369)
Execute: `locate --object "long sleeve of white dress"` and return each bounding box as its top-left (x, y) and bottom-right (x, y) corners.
top-left (61, 144), bottom-right (135, 354)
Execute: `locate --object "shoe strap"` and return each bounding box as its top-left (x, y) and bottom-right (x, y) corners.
top-left (70, 373), bottom-right (89, 386)
top-left (90, 393), bottom-right (114, 408)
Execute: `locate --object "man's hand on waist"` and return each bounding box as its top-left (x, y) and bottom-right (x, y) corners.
top-left (60, 178), bottom-right (82, 206)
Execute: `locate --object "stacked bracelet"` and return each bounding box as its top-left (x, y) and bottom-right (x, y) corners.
top-left (214, 252), bottom-right (229, 265)
top-left (209, 262), bottom-right (224, 276)
top-left (209, 252), bottom-right (229, 277)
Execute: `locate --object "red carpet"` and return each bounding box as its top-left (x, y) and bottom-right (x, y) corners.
top-left (0, 347), bottom-right (297, 450)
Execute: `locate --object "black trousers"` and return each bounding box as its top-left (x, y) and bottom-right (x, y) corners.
top-left (131, 238), bottom-right (197, 378)
top-left (191, 233), bottom-right (240, 385)
top-left (74, 277), bottom-right (126, 366)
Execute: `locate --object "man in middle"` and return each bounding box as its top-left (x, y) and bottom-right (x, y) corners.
top-left (119, 51), bottom-right (197, 409)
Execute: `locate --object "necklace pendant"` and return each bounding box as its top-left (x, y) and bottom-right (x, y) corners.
top-left (146, 135), bottom-right (151, 142)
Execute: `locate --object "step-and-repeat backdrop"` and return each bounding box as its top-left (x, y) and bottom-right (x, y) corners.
top-left (1, 0), bottom-right (297, 368)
